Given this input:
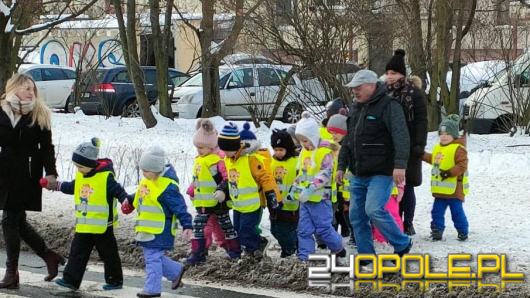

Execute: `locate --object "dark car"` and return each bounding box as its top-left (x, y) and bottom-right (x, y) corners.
top-left (74, 66), bottom-right (189, 117)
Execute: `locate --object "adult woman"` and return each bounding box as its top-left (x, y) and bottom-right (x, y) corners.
top-left (0, 74), bottom-right (64, 289)
top-left (385, 49), bottom-right (428, 236)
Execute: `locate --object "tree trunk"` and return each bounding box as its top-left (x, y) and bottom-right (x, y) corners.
top-left (150, 0), bottom-right (173, 119)
top-left (117, 0), bottom-right (157, 127)
top-left (199, 0), bottom-right (221, 117)
top-left (405, 0), bottom-right (428, 88)
top-left (448, 2), bottom-right (464, 115)
top-left (366, 17), bottom-right (393, 76)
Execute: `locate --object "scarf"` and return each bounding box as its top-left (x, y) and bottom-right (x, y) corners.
top-left (386, 78), bottom-right (415, 122)
top-left (1, 95), bottom-right (35, 127)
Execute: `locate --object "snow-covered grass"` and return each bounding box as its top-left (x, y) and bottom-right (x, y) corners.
top-left (44, 110), bottom-right (530, 278)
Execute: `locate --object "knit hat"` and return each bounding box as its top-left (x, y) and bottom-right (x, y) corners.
top-left (385, 49), bottom-right (407, 76)
top-left (139, 146), bottom-right (167, 173)
top-left (193, 118), bottom-right (218, 149)
top-left (439, 114), bottom-right (461, 139)
top-left (218, 122), bottom-right (241, 152)
top-left (325, 98), bottom-right (346, 119)
top-left (240, 122), bottom-right (260, 153)
top-left (271, 128), bottom-right (296, 157)
top-left (295, 112), bottom-right (320, 148)
top-left (72, 138), bottom-right (101, 168)
top-left (326, 108), bottom-right (348, 136)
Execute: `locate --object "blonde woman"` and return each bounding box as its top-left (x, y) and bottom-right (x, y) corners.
top-left (0, 73), bottom-right (65, 289)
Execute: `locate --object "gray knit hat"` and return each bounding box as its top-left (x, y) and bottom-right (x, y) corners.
top-left (439, 114), bottom-right (461, 139)
top-left (327, 113), bottom-right (348, 136)
top-left (72, 138), bottom-right (100, 168)
top-left (139, 146), bottom-right (167, 173)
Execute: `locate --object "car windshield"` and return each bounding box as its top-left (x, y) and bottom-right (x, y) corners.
top-left (182, 70), bottom-right (231, 87)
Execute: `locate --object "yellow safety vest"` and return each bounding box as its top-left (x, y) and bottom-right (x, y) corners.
top-left (294, 145), bottom-right (333, 203)
top-left (74, 171), bottom-right (118, 234)
top-left (320, 127), bottom-right (333, 142)
top-left (192, 154), bottom-right (221, 208)
top-left (133, 176), bottom-right (178, 236)
top-left (339, 171), bottom-right (353, 202)
top-left (271, 157), bottom-right (299, 211)
top-left (225, 154), bottom-right (262, 213)
top-left (431, 143), bottom-right (469, 196)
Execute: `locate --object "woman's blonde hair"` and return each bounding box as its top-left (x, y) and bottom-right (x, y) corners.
top-left (1, 73), bottom-right (51, 130)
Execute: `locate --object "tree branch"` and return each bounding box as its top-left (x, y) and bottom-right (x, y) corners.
top-left (14, 0), bottom-right (98, 35)
top-left (173, 4), bottom-right (199, 34)
top-left (461, 0), bottom-right (477, 37)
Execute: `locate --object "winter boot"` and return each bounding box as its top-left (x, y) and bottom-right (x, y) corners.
top-left (431, 229), bottom-right (443, 241)
top-left (404, 223), bottom-right (416, 236)
top-left (0, 262), bottom-right (19, 289)
top-left (222, 238), bottom-right (241, 259)
top-left (395, 239), bottom-right (413, 257)
top-left (171, 266), bottom-right (186, 290)
top-left (457, 232), bottom-right (468, 241)
top-left (41, 249), bottom-right (66, 282)
top-left (186, 239), bottom-right (207, 266)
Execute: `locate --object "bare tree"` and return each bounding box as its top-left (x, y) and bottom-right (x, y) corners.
top-left (0, 0), bottom-right (98, 92)
top-left (175, 0), bottom-right (263, 117)
top-left (112, 0), bottom-right (157, 128)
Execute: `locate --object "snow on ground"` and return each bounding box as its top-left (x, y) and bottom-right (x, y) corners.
top-left (41, 111), bottom-right (530, 281)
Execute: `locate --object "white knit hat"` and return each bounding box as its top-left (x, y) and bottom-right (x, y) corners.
top-left (295, 111), bottom-right (320, 148)
top-left (139, 146), bottom-right (167, 173)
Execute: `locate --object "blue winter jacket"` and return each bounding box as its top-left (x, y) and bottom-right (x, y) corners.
top-left (129, 164), bottom-right (193, 250)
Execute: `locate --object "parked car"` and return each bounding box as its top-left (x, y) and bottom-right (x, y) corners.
top-left (74, 66), bottom-right (189, 117)
top-left (464, 56), bottom-right (526, 134)
top-left (18, 64), bottom-right (76, 111)
top-left (173, 64), bottom-right (324, 123)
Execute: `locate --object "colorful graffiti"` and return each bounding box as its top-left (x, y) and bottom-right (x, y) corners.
top-left (40, 39), bottom-right (124, 68)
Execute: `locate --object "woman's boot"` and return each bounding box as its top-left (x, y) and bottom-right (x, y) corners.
top-left (0, 261), bottom-right (19, 289)
top-left (41, 249), bottom-right (66, 282)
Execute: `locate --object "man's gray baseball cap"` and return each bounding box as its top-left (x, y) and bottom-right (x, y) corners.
top-left (344, 69), bottom-right (378, 88)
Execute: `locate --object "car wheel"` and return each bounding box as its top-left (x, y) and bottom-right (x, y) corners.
top-left (123, 100), bottom-right (141, 118)
top-left (64, 96), bottom-right (75, 113)
top-left (490, 114), bottom-right (512, 134)
top-left (282, 102), bottom-right (302, 123)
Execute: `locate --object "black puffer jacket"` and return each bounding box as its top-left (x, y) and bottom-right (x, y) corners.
top-left (0, 109), bottom-right (57, 211)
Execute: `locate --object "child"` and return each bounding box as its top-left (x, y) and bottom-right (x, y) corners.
top-left (422, 115), bottom-right (469, 241)
top-left (216, 122), bottom-right (281, 259)
top-left (50, 138), bottom-right (127, 291)
top-left (326, 112), bottom-right (355, 245)
top-left (372, 184), bottom-right (405, 243)
top-left (270, 128), bottom-right (299, 258)
top-left (293, 112), bottom-right (346, 261)
top-left (186, 119), bottom-right (240, 265)
top-left (124, 146), bottom-right (193, 298)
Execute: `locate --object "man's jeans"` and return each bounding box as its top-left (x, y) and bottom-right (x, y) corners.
top-left (349, 175), bottom-right (411, 254)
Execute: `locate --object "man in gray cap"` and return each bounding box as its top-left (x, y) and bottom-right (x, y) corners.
top-left (337, 69), bottom-right (412, 261)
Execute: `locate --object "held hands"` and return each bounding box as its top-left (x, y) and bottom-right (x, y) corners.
top-left (213, 190), bottom-right (226, 203)
top-left (393, 168), bottom-right (406, 186)
top-left (335, 170), bottom-right (344, 186)
top-left (40, 176), bottom-right (60, 191)
top-left (181, 229), bottom-right (192, 242)
top-left (121, 200), bottom-right (134, 214)
top-left (299, 185), bottom-right (316, 203)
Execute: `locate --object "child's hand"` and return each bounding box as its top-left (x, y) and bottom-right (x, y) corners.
top-left (181, 229), bottom-right (192, 241)
top-left (335, 170), bottom-right (344, 185)
top-left (121, 200), bottom-right (134, 214)
top-left (186, 184), bottom-right (195, 198)
top-left (299, 185), bottom-right (315, 203)
top-left (213, 190), bottom-right (226, 203)
top-left (439, 170), bottom-right (451, 180)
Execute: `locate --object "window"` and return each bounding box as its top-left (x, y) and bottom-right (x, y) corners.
top-left (63, 69), bottom-right (76, 80)
top-left (112, 71), bottom-right (131, 83)
top-left (258, 68), bottom-right (282, 86)
top-left (277, 69), bottom-right (296, 85)
top-left (42, 68), bottom-right (66, 81)
top-left (169, 71), bottom-right (189, 87)
top-left (228, 68), bottom-right (254, 88)
top-left (144, 70), bottom-right (157, 85)
top-left (28, 69), bottom-right (42, 82)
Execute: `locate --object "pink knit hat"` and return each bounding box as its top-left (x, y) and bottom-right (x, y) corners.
top-left (193, 118), bottom-right (218, 149)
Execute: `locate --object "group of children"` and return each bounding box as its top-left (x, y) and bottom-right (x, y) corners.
top-left (39, 106), bottom-right (469, 297)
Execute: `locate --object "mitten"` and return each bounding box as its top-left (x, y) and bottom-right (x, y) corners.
top-left (214, 190), bottom-right (226, 203)
top-left (439, 170), bottom-right (451, 180)
top-left (45, 175), bottom-right (58, 190)
top-left (186, 183), bottom-right (195, 198)
top-left (121, 200), bottom-right (134, 215)
top-left (265, 191), bottom-right (280, 210)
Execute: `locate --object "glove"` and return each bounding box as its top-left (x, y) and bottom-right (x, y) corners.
top-left (214, 190), bottom-right (226, 203)
top-left (186, 184), bottom-right (195, 198)
top-left (265, 191), bottom-right (280, 210)
top-left (45, 175), bottom-right (58, 191)
top-left (440, 170), bottom-right (451, 180)
top-left (121, 200), bottom-right (134, 215)
top-left (299, 185), bottom-right (316, 203)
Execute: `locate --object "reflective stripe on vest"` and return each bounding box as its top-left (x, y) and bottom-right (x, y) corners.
top-left (294, 145), bottom-right (333, 203)
top-left (225, 154), bottom-right (262, 213)
top-left (430, 143), bottom-right (470, 196)
top-left (271, 157), bottom-right (299, 211)
top-left (192, 154), bottom-right (221, 208)
top-left (74, 171), bottom-right (114, 234)
top-left (133, 176), bottom-right (179, 236)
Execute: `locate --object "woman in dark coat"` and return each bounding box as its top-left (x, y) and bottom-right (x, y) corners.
top-left (385, 49), bottom-right (428, 236)
top-left (0, 74), bottom-right (65, 289)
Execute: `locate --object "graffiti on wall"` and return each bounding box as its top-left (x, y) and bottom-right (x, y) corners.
top-left (40, 39), bottom-right (124, 68)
